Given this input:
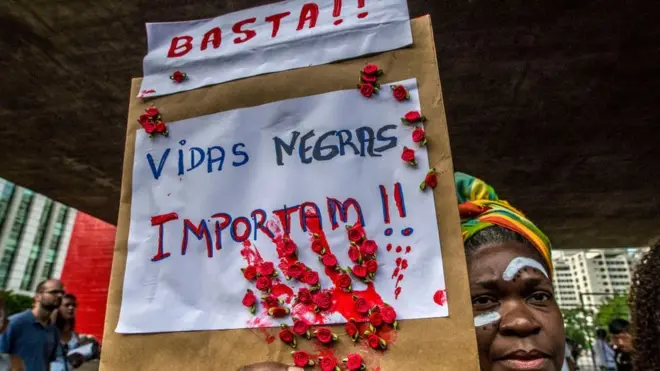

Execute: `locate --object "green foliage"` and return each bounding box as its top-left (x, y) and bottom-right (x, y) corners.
top-left (595, 295), bottom-right (629, 330)
top-left (0, 291), bottom-right (33, 316)
top-left (562, 307), bottom-right (595, 358)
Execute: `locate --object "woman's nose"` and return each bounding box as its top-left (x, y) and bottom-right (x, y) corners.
top-left (498, 301), bottom-right (541, 337)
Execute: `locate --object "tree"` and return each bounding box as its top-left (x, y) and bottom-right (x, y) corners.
top-left (562, 307), bottom-right (596, 359)
top-left (0, 291), bottom-right (33, 316)
top-left (595, 294), bottom-right (629, 329)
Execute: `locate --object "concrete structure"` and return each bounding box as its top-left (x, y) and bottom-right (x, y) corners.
top-left (0, 178), bottom-right (76, 295)
top-left (2, 1), bottom-right (659, 250)
top-left (552, 249), bottom-right (639, 309)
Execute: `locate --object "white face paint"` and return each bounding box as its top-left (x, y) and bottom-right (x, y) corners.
top-left (502, 257), bottom-right (549, 281)
top-left (473, 311), bottom-right (501, 328)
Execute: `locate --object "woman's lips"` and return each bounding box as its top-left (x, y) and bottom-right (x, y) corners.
top-left (497, 357), bottom-right (548, 370)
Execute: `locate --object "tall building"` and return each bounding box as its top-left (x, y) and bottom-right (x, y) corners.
top-left (0, 178), bottom-right (76, 295)
top-left (552, 249), bottom-right (639, 309)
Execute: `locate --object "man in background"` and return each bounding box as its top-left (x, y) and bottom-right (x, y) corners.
top-left (593, 329), bottom-right (616, 371)
top-left (0, 279), bottom-right (63, 371)
top-left (608, 319), bottom-right (633, 371)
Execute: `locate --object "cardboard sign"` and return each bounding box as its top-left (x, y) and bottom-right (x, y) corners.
top-left (102, 16), bottom-right (479, 371)
top-left (139, 0), bottom-right (412, 98)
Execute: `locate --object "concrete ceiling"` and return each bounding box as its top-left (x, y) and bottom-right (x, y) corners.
top-left (1, 0), bottom-right (659, 249)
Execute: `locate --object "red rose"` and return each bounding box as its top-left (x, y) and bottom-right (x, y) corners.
top-left (263, 294), bottom-right (279, 308)
top-left (292, 319), bottom-right (309, 336)
top-left (381, 305), bottom-right (397, 324)
top-left (242, 266), bottom-right (257, 280)
top-left (256, 277), bottom-right (272, 292)
top-left (155, 122), bottom-right (167, 133)
top-left (362, 64), bottom-right (379, 75)
top-left (359, 83), bottom-right (375, 98)
top-left (401, 147), bottom-right (416, 163)
top-left (279, 328), bottom-right (295, 343)
top-left (345, 321), bottom-right (358, 337)
top-left (369, 312), bottom-right (383, 327)
top-left (315, 327), bottom-right (334, 344)
top-left (425, 173), bottom-right (438, 189)
top-left (268, 306), bottom-right (290, 318)
top-left (281, 239), bottom-right (297, 256)
top-left (412, 127), bottom-right (426, 144)
top-left (298, 288), bottom-right (312, 304)
top-left (321, 254), bottom-right (338, 268)
top-left (313, 291), bottom-right (332, 310)
top-left (348, 226), bottom-right (365, 243)
top-left (242, 290), bottom-right (256, 307)
top-left (360, 240), bottom-right (378, 255)
top-left (257, 262), bottom-right (275, 276)
top-left (348, 245), bottom-right (361, 263)
top-left (368, 334), bottom-right (381, 349)
top-left (365, 260), bottom-right (378, 274)
top-left (145, 107), bottom-right (159, 118)
top-left (142, 121), bottom-right (156, 134)
top-left (354, 297), bottom-right (369, 314)
top-left (392, 84), bottom-right (408, 101)
top-left (351, 265), bottom-right (367, 278)
top-left (361, 74), bottom-right (377, 84)
top-left (304, 270), bottom-right (320, 286)
top-left (337, 274), bottom-right (352, 290)
top-left (311, 240), bottom-right (325, 254)
top-left (404, 111), bottom-right (422, 122)
top-left (171, 71), bottom-right (186, 83)
top-left (288, 263), bottom-right (305, 280)
top-left (292, 351), bottom-right (310, 367)
top-left (320, 356), bottom-right (338, 371)
top-left (345, 354), bottom-right (363, 371)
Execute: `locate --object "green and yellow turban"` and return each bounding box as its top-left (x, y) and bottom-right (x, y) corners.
top-left (455, 172), bottom-right (552, 274)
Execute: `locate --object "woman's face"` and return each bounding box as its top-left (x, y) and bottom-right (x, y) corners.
top-left (468, 241), bottom-right (565, 371)
top-left (60, 297), bottom-right (77, 320)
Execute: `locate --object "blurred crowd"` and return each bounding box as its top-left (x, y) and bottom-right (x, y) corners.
top-left (0, 279), bottom-right (100, 371)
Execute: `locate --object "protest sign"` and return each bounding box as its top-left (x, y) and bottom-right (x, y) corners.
top-left (102, 16), bottom-right (479, 371)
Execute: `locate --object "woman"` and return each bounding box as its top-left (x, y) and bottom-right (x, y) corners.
top-left (240, 173), bottom-right (566, 370)
top-left (629, 239), bottom-right (660, 370)
top-left (51, 294), bottom-right (97, 371)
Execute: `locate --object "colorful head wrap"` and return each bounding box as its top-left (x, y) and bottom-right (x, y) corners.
top-left (455, 172), bottom-right (553, 274)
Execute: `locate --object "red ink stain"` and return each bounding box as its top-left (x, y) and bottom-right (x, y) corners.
top-left (405, 246), bottom-right (411, 254)
top-left (396, 246), bottom-right (402, 253)
top-left (386, 243), bottom-right (392, 252)
top-left (271, 283), bottom-right (294, 298)
top-left (395, 274), bottom-right (404, 288)
top-left (140, 89), bottom-right (156, 96)
top-left (401, 259), bottom-right (408, 270)
top-left (434, 290), bottom-right (447, 306)
top-left (333, 19), bottom-right (343, 25)
top-left (391, 267), bottom-right (400, 279)
top-left (395, 257), bottom-right (402, 266)
top-left (394, 287), bottom-right (402, 299)
top-left (358, 12), bottom-right (368, 18)
top-left (240, 241), bottom-right (264, 266)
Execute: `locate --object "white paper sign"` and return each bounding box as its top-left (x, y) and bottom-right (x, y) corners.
top-left (139, 0), bottom-right (411, 98)
top-left (119, 79), bottom-right (448, 334)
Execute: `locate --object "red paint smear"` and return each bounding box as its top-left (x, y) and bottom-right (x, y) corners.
top-left (395, 274), bottom-right (404, 288)
top-left (405, 246), bottom-right (411, 254)
top-left (358, 12), bottom-right (368, 18)
top-left (395, 257), bottom-right (402, 266)
top-left (396, 246), bottom-right (402, 253)
top-left (150, 212), bottom-right (178, 225)
top-left (386, 243), bottom-right (392, 252)
top-left (401, 260), bottom-right (408, 270)
top-left (394, 287), bottom-right (402, 299)
top-left (247, 317), bottom-right (276, 343)
top-left (434, 289), bottom-right (447, 306)
top-left (391, 267), bottom-right (400, 279)
top-left (240, 241), bottom-right (264, 266)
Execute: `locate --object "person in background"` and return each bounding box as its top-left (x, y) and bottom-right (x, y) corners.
top-left (51, 294), bottom-right (95, 371)
top-left (238, 173), bottom-right (566, 371)
top-left (593, 329), bottom-right (616, 371)
top-left (0, 279), bottom-right (62, 371)
top-left (608, 319), bottom-right (632, 371)
top-left (0, 297), bottom-right (25, 370)
top-left (628, 240), bottom-right (660, 370)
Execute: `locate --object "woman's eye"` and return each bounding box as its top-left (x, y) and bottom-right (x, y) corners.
top-left (527, 291), bottom-right (552, 303)
top-left (472, 296), bottom-right (498, 308)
